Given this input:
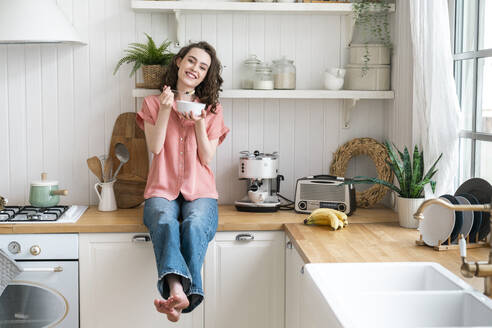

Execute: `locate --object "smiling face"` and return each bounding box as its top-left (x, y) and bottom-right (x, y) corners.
top-left (176, 47), bottom-right (211, 91)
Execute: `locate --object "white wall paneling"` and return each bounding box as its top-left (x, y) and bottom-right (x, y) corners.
top-left (0, 46), bottom-right (8, 198)
top-left (0, 1), bottom-right (400, 205)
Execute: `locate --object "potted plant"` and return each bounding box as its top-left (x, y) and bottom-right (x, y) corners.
top-left (113, 33), bottom-right (174, 89)
top-left (348, 141), bottom-right (442, 228)
top-left (351, 0), bottom-right (392, 76)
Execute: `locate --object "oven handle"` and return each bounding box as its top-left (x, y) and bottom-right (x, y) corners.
top-left (23, 266), bottom-right (63, 273)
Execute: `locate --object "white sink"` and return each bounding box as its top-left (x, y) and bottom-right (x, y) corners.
top-left (349, 291), bottom-right (492, 327)
top-left (300, 262), bottom-right (492, 328)
top-left (307, 262), bottom-right (472, 292)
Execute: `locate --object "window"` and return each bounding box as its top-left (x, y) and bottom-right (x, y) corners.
top-left (452, 0), bottom-right (492, 184)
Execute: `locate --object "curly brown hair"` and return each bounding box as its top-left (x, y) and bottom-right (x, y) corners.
top-left (160, 41), bottom-right (223, 114)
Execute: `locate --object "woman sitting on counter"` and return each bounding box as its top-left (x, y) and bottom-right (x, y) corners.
top-left (136, 41), bottom-right (229, 322)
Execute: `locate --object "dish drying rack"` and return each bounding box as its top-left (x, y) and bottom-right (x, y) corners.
top-left (415, 233), bottom-right (489, 251)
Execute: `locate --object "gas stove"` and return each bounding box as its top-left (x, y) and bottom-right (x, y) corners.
top-left (0, 205), bottom-right (87, 224)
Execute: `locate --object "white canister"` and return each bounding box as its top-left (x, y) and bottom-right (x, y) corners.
top-left (348, 44), bottom-right (391, 65)
top-left (94, 180), bottom-right (117, 212)
top-left (345, 64), bottom-right (390, 91)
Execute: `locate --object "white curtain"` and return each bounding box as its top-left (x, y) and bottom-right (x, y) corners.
top-left (409, 0), bottom-right (461, 197)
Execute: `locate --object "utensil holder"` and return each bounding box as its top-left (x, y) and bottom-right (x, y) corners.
top-left (94, 180), bottom-right (117, 212)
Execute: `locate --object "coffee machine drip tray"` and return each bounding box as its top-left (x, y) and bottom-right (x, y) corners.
top-left (234, 198), bottom-right (281, 213)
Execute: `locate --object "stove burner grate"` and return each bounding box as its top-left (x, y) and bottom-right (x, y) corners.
top-left (0, 206), bottom-right (69, 222)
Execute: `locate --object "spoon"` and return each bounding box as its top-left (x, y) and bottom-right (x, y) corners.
top-left (87, 156), bottom-right (104, 182)
top-left (113, 143), bottom-right (130, 179)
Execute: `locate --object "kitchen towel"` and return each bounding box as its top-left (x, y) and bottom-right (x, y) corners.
top-left (0, 249), bottom-right (21, 296)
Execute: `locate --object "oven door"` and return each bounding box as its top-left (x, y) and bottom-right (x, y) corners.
top-left (0, 261), bottom-right (78, 328)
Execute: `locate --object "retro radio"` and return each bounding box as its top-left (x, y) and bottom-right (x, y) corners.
top-left (294, 175), bottom-right (356, 215)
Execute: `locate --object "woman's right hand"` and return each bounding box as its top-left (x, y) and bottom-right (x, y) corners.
top-left (159, 85), bottom-right (174, 111)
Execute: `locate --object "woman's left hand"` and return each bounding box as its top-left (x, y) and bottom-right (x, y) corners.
top-left (183, 109), bottom-right (206, 122)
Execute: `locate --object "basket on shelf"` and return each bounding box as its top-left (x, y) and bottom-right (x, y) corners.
top-left (139, 65), bottom-right (166, 89)
top-left (0, 249), bottom-right (21, 296)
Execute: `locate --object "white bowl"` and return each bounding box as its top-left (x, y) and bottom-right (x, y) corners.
top-left (176, 100), bottom-right (206, 116)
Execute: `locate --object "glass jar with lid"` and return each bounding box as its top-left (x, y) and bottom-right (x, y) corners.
top-left (272, 56), bottom-right (296, 89)
top-left (240, 55), bottom-right (262, 89)
top-left (253, 63), bottom-right (274, 90)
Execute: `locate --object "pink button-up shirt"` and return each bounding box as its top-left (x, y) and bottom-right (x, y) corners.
top-left (136, 95), bottom-right (229, 201)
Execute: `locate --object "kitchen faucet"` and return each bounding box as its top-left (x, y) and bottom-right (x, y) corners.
top-left (414, 198), bottom-right (492, 297)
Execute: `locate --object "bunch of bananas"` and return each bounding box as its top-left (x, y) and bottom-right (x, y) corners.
top-left (303, 208), bottom-right (348, 230)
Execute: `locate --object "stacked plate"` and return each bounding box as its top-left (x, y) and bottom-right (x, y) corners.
top-left (419, 178), bottom-right (492, 246)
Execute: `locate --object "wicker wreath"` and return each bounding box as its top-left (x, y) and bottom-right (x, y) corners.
top-left (330, 137), bottom-right (393, 208)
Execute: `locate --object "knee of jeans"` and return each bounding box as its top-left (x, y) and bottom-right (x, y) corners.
top-left (144, 209), bottom-right (177, 231)
top-left (180, 219), bottom-right (207, 237)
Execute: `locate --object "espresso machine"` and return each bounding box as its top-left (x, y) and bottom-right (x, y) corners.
top-left (234, 150), bottom-right (284, 212)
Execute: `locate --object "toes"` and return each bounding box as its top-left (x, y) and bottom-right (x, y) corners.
top-left (166, 308), bottom-right (181, 322)
top-left (154, 299), bottom-right (174, 314)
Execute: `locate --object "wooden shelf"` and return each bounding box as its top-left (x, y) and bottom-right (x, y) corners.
top-left (132, 1), bottom-right (394, 47)
top-left (132, 88), bottom-right (394, 100)
top-left (131, 1), bottom-right (395, 14)
top-left (133, 88), bottom-right (393, 128)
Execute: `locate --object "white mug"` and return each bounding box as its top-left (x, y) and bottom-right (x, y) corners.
top-left (94, 180), bottom-right (117, 212)
top-left (248, 190), bottom-right (268, 204)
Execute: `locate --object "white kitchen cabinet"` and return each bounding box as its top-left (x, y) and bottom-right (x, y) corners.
top-left (203, 231), bottom-right (285, 328)
top-left (285, 235), bottom-right (306, 328)
top-left (79, 233), bottom-right (203, 328)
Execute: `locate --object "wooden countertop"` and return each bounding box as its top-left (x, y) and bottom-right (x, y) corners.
top-left (1, 205), bottom-right (489, 291)
top-left (0, 205), bottom-right (397, 234)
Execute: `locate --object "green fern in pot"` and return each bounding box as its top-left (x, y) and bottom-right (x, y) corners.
top-left (348, 141), bottom-right (442, 228)
top-left (114, 33), bottom-right (174, 88)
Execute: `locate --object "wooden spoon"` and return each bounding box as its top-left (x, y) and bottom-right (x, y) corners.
top-left (104, 157), bottom-right (113, 182)
top-left (87, 156), bottom-right (103, 182)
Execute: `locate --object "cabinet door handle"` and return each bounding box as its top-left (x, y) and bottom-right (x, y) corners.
top-left (23, 266), bottom-right (63, 273)
top-left (286, 241), bottom-right (293, 249)
top-left (235, 233), bottom-right (254, 241)
top-left (132, 235), bottom-right (151, 242)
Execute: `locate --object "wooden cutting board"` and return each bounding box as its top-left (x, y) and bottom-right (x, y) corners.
top-left (109, 112), bottom-right (149, 208)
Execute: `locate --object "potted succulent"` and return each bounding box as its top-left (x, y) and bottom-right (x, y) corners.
top-left (113, 33), bottom-right (174, 89)
top-left (351, 0), bottom-right (392, 76)
top-left (348, 141), bottom-right (442, 228)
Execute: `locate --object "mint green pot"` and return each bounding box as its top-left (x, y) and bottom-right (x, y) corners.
top-left (29, 185), bottom-right (61, 207)
top-left (29, 173), bottom-right (68, 207)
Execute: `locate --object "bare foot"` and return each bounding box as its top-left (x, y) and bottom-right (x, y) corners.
top-left (168, 293), bottom-right (189, 311)
top-left (163, 292), bottom-right (189, 321)
top-left (153, 298), bottom-right (174, 315)
top-left (166, 306), bottom-right (181, 322)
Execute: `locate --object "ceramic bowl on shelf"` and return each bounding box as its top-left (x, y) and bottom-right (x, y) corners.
top-left (176, 100), bottom-right (206, 116)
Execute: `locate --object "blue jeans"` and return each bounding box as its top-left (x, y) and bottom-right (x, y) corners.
top-left (143, 195), bottom-right (218, 313)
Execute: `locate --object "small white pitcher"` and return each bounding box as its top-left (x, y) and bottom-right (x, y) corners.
top-left (324, 68), bottom-right (346, 90)
top-left (94, 180), bottom-right (117, 212)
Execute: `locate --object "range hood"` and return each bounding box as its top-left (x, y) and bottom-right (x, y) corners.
top-left (0, 0), bottom-right (85, 45)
